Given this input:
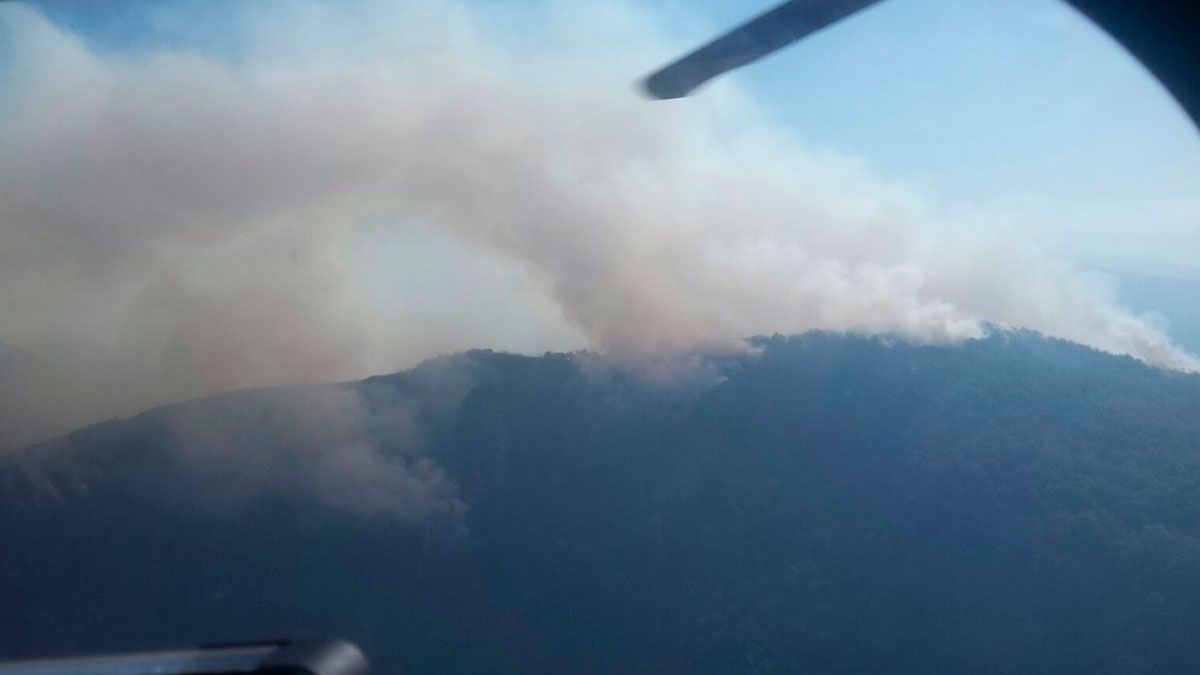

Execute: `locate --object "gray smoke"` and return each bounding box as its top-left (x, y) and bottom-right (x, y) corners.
top-left (1, 0), bottom-right (1197, 448)
top-left (168, 384), bottom-right (464, 522)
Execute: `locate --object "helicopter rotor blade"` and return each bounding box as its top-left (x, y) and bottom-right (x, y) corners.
top-left (642, 0), bottom-right (887, 99)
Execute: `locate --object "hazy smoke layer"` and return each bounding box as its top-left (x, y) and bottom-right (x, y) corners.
top-left (168, 385), bottom-right (464, 522)
top-left (1, 0), bottom-right (1197, 447)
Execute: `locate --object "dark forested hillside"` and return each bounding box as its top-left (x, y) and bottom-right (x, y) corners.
top-left (2, 332), bottom-right (1200, 674)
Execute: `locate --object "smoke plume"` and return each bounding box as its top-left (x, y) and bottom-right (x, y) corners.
top-left (168, 384), bottom-right (464, 522)
top-left (1, 0), bottom-right (1196, 448)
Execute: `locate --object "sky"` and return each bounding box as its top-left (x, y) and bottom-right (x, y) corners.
top-left (686, 0), bottom-right (1200, 272)
top-left (1, 0), bottom-right (1198, 447)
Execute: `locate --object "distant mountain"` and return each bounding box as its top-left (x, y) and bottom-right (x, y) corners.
top-left (2, 332), bottom-right (1200, 674)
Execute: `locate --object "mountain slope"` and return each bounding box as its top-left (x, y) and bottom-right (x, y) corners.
top-left (2, 332), bottom-right (1200, 674)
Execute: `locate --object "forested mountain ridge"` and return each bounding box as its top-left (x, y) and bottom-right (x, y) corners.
top-left (2, 331), bottom-right (1199, 674)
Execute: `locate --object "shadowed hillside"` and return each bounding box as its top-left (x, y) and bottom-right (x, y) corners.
top-left (2, 331), bottom-right (1200, 674)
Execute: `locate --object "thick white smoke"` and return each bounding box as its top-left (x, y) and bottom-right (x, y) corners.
top-left (1, 0), bottom-right (1196, 448)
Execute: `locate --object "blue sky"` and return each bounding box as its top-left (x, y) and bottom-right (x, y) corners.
top-left (665, 0), bottom-right (1200, 273)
